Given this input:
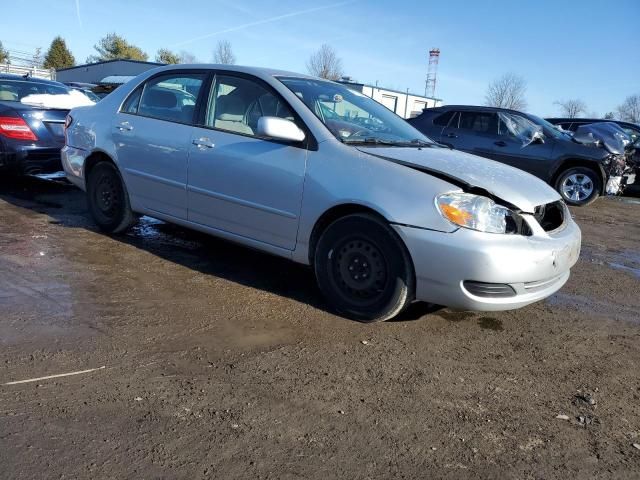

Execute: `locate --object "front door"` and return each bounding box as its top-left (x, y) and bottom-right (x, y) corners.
top-left (112, 71), bottom-right (206, 219)
top-left (187, 73), bottom-right (307, 250)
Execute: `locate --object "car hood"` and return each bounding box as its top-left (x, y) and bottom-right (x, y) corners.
top-left (357, 146), bottom-right (560, 213)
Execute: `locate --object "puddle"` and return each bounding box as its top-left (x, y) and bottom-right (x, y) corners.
top-left (546, 292), bottom-right (639, 324)
top-left (581, 247), bottom-right (640, 279)
top-left (126, 216), bottom-right (203, 251)
top-left (478, 317), bottom-right (504, 331)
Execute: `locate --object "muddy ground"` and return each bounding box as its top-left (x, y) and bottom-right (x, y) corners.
top-left (0, 177), bottom-right (639, 480)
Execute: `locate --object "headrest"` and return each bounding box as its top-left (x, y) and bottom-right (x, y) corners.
top-left (146, 88), bottom-right (177, 109)
top-left (216, 94), bottom-right (246, 120)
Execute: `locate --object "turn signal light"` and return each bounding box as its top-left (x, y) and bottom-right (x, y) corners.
top-left (0, 116), bottom-right (38, 141)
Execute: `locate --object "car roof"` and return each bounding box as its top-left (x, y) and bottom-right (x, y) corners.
top-left (546, 117), bottom-right (639, 128)
top-left (425, 105), bottom-right (530, 115)
top-left (147, 63), bottom-right (319, 81)
top-left (0, 73), bottom-right (68, 86)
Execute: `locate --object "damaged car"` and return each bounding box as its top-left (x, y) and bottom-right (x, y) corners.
top-left (63, 65), bottom-right (581, 322)
top-left (409, 106), bottom-right (636, 206)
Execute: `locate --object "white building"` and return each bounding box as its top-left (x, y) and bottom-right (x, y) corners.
top-left (338, 79), bottom-right (442, 119)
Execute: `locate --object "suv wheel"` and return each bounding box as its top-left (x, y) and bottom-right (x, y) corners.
top-left (86, 161), bottom-right (136, 233)
top-left (555, 167), bottom-right (601, 206)
top-left (314, 213), bottom-right (415, 322)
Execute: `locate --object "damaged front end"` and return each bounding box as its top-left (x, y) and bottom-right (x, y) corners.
top-left (573, 122), bottom-right (636, 195)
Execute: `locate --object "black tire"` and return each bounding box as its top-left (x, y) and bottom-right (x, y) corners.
top-left (86, 161), bottom-right (136, 233)
top-left (555, 167), bottom-right (601, 206)
top-left (314, 213), bottom-right (415, 322)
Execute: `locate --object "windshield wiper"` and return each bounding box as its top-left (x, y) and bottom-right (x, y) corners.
top-left (342, 137), bottom-right (436, 147)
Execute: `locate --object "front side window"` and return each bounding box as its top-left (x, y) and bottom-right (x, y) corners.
top-left (206, 75), bottom-right (295, 136)
top-left (279, 77), bottom-right (433, 146)
top-left (137, 73), bottom-right (205, 124)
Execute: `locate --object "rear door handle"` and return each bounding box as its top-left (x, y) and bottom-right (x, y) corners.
top-left (192, 138), bottom-right (215, 149)
top-left (494, 141), bottom-right (507, 147)
top-left (445, 132), bottom-right (458, 138)
top-left (117, 121), bottom-right (133, 131)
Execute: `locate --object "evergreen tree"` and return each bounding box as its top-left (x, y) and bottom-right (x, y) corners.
top-left (87, 33), bottom-right (148, 62)
top-left (43, 37), bottom-right (75, 69)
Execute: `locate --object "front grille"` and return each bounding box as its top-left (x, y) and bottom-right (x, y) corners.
top-left (533, 201), bottom-right (565, 232)
top-left (463, 281), bottom-right (516, 298)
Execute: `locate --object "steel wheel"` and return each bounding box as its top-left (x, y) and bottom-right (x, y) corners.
top-left (314, 213), bottom-right (414, 322)
top-left (332, 237), bottom-right (389, 305)
top-left (94, 174), bottom-right (122, 219)
top-left (86, 161), bottom-right (137, 233)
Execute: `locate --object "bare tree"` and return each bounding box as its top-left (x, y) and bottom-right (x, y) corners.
top-left (212, 40), bottom-right (236, 65)
top-left (554, 99), bottom-right (588, 118)
top-left (178, 50), bottom-right (198, 64)
top-left (616, 94), bottom-right (640, 123)
top-left (306, 44), bottom-right (343, 80)
top-left (603, 112), bottom-right (615, 120)
top-left (484, 73), bottom-right (527, 110)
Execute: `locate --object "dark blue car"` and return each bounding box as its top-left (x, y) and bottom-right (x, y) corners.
top-left (0, 74), bottom-right (71, 175)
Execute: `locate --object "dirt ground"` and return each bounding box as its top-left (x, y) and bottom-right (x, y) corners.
top-left (0, 177), bottom-right (639, 480)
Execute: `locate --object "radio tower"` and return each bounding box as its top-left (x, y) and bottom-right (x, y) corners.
top-left (425, 48), bottom-right (440, 98)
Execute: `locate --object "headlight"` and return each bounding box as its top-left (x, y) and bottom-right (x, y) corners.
top-left (436, 192), bottom-right (525, 234)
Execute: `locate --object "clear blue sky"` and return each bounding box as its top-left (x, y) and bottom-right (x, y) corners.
top-left (3, 0), bottom-right (638, 116)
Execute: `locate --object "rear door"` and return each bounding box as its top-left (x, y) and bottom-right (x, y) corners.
top-left (112, 71), bottom-right (207, 220)
top-left (187, 72), bottom-right (307, 250)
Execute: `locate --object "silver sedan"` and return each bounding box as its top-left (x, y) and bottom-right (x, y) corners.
top-left (62, 65), bottom-right (581, 322)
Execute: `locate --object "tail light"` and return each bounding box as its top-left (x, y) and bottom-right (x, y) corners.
top-left (0, 116), bottom-right (38, 141)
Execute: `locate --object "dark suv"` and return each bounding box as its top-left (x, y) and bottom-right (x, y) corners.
top-left (409, 106), bottom-right (635, 206)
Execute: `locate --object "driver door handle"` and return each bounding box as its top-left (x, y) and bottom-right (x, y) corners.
top-left (116, 121), bottom-right (133, 131)
top-left (494, 141), bottom-right (507, 147)
top-left (445, 132), bottom-right (458, 138)
top-left (192, 138), bottom-right (215, 149)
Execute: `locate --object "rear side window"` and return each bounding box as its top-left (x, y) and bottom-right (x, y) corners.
top-left (122, 86), bottom-right (142, 113)
top-left (460, 112), bottom-right (498, 134)
top-left (136, 73), bottom-right (205, 124)
top-left (433, 110), bottom-right (454, 126)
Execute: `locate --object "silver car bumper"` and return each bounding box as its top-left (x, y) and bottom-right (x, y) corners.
top-left (61, 145), bottom-right (88, 191)
top-left (394, 218), bottom-right (581, 311)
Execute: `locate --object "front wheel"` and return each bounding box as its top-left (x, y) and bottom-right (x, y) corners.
top-left (86, 161), bottom-right (136, 233)
top-left (555, 167), bottom-right (601, 206)
top-left (314, 213), bottom-right (415, 322)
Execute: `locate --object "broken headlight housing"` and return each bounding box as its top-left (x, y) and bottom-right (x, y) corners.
top-left (436, 192), bottom-right (529, 235)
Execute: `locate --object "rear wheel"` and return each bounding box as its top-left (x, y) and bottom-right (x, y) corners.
top-left (86, 161), bottom-right (136, 233)
top-left (314, 213), bottom-right (414, 322)
top-left (555, 167), bottom-right (601, 206)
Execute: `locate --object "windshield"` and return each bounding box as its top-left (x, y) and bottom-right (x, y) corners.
top-left (0, 79), bottom-right (70, 102)
top-left (278, 77), bottom-right (434, 146)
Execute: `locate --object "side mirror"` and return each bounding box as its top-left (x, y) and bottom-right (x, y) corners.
top-left (257, 116), bottom-right (305, 142)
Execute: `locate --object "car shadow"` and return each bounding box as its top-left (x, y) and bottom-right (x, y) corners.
top-left (0, 176), bottom-right (439, 323)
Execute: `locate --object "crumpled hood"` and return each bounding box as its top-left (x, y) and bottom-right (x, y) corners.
top-left (357, 146), bottom-right (560, 213)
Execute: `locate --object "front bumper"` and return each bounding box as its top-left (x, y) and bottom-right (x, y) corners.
top-left (394, 216), bottom-right (581, 311)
